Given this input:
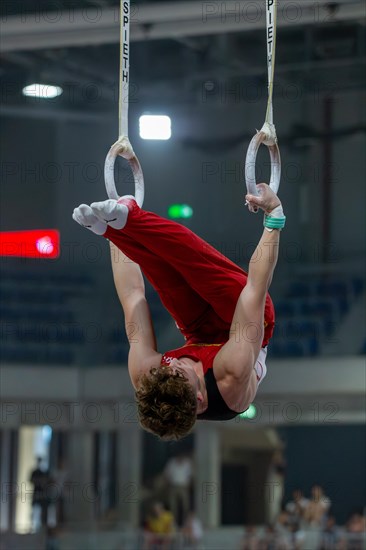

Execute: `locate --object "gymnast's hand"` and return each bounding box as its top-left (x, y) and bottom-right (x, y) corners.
top-left (245, 183), bottom-right (281, 214)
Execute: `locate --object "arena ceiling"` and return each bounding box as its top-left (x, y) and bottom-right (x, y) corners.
top-left (1, 0), bottom-right (365, 115)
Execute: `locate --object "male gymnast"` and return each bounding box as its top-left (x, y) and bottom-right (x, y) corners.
top-left (73, 183), bottom-right (285, 440)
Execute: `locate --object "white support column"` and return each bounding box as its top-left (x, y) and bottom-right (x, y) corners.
top-left (194, 424), bottom-right (221, 528)
top-left (64, 431), bottom-right (95, 527)
top-left (116, 425), bottom-right (142, 528)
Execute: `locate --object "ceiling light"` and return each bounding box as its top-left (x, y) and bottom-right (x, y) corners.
top-left (139, 115), bottom-right (171, 140)
top-left (22, 83), bottom-right (63, 99)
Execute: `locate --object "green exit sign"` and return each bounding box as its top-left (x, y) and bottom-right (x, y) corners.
top-left (168, 204), bottom-right (193, 219)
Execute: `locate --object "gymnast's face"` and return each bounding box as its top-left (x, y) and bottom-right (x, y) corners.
top-left (169, 357), bottom-right (207, 413)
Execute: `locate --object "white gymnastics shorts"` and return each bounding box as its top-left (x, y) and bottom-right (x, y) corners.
top-left (254, 347), bottom-right (268, 386)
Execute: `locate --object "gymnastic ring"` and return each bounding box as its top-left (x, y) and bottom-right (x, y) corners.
top-left (245, 130), bottom-right (281, 213)
top-left (104, 135), bottom-right (145, 207)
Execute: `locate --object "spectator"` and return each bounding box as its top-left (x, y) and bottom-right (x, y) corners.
top-left (320, 515), bottom-right (344, 550)
top-left (285, 489), bottom-right (309, 528)
top-left (304, 485), bottom-right (331, 527)
top-left (259, 525), bottom-right (276, 550)
top-left (346, 510), bottom-right (366, 532)
top-left (144, 501), bottom-right (176, 550)
top-left (266, 450), bottom-right (286, 525)
top-left (182, 511), bottom-right (204, 549)
top-left (274, 510), bottom-right (292, 549)
top-left (164, 454), bottom-right (193, 525)
top-left (345, 511), bottom-right (366, 550)
top-left (288, 522), bottom-right (306, 550)
top-left (29, 457), bottom-right (50, 532)
top-left (303, 485), bottom-right (331, 550)
top-left (241, 525), bottom-right (260, 550)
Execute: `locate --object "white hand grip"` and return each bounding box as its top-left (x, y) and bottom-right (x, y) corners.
top-left (104, 136), bottom-right (145, 207)
top-left (245, 126), bottom-right (281, 213)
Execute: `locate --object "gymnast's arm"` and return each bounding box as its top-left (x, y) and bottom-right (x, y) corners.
top-left (109, 242), bottom-right (161, 388)
top-left (215, 184), bottom-right (281, 390)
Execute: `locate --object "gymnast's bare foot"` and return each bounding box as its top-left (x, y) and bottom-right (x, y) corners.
top-left (72, 204), bottom-right (107, 235)
top-left (90, 199), bottom-right (129, 230)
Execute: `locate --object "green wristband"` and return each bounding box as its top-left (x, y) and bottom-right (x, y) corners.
top-left (263, 214), bottom-right (286, 229)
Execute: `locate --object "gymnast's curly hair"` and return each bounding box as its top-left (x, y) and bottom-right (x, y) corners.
top-left (135, 365), bottom-right (197, 440)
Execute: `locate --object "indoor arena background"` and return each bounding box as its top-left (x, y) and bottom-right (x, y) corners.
top-left (0, 1), bottom-right (365, 549)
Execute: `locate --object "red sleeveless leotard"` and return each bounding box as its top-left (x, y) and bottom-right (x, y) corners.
top-left (161, 343), bottom-right (224, 373)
